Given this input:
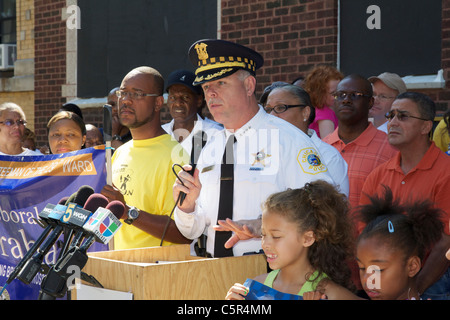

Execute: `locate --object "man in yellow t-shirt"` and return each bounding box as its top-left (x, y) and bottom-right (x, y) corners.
top-left (101, 66), bottom-right (190, 250)
top-left (432, 114), bottom-right (450, 153)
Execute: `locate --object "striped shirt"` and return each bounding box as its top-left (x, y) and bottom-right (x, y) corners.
top-left (323, 123), bottom-right (397, 212)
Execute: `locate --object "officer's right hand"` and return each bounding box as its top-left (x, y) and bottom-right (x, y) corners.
top-left (173, 164), bottom-right (202, 213)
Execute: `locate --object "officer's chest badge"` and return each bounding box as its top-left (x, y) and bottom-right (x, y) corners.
top-left (251, 149), bottom-right (272, 167)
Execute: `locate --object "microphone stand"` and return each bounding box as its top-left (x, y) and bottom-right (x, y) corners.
top-left (103, 104), bottom-right (114, 251)
top-left (103, 104), bottom-right (113, 186)
top-left (38, 245), bottom-right (103, 300)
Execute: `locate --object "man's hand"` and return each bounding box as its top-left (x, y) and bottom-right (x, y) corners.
top-left (173, 165), bottom-right (201, 213)
top-left (213, 218), bottom-right (262, 249)
top-left (101, 184), bottom-right (125, 204)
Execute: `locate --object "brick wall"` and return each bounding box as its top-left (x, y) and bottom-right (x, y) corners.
top-left (425, 0), bottom-right (450, 115)
top-left (220, 0), bottom-right (449, 115)
top-left (221, 0), bottom-right (339, 99)
top-left (30, 0), bottom-right (449, 143)
top-left (34, 0), bottom-right (67, 146)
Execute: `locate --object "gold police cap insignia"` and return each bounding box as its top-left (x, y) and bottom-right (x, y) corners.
top-left (195, 43), bottom-right (209, 61)
top-left (189, 39), bottom-right (264, 86)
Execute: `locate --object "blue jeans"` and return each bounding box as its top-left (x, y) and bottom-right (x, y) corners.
top-left (421, 267), bottom-right (450, 300)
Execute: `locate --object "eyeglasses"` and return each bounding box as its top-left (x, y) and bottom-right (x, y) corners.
top-left (333, 91), bottom-right (372, 101)
top-left (373, 94), bottom-right (396, 101)
top-left (116, 90), bottom-right (160, 100)
top-left (0, 119), bottom-right (27, 127)
top-left (385, 110), bottom-right (430, 122)
top-left (264, 104), bottom-right (306, 114)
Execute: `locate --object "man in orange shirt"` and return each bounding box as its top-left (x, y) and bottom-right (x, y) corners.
top-left (323, 74), bottom-right (397, 296)
top-left (360, 92), bottom-right (450, 300)
top-left (323, 74), bottom-right (397, 211)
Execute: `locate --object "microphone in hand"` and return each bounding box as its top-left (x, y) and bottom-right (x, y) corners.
top-left (179, 131), bottom-right (207, 206)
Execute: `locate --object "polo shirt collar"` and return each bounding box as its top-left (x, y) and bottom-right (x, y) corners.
top-left (328, 122), bottom-right (377, 147)
top-left (347, 123), bottom-right (378, 147)
top-left (387, 142), bottom-right (440, 172)
top-left (165, 114), bottom-right (200, 135)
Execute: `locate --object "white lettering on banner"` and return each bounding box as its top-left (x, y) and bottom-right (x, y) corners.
top-left (0, 205), bottom-right (39, 225)
top-left (0, 264), bottom-right (18, 279)
top-left (62, 159), bottom-right (94, 173)
top-left (0, 232), bottom-right (24, 260)
top-left (0, 227), bottom-right (58, 266)
top-left (0, 160), bottom-right (63, 178)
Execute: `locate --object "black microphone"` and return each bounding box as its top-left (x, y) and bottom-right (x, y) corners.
top-left (38, 194), bottom-right (111, 299)
top-left (60, 186), bottom-right (95, 255)
top-left (16, 186), bottom-right (94, 285)
top-left (65, 185), bottom-right (95, 207)
top-left (38, 201), bottom-right (124, 299)
top-left (67, 193), bottom-right (109, 249)
top-left (179, 131), bottom-right (207, 206)
top-left (58, 197), bottom-right (69, 205)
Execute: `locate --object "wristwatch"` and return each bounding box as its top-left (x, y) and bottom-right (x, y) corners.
top-left (112, 134), bottom-right (122, 141)
top-left (124, 206), bottom-right (140, 225)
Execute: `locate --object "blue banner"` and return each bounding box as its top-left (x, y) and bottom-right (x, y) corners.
top-left (243, 279), bottom-right (303, 300)
top-left (0, 147), bottom-right (108, 300)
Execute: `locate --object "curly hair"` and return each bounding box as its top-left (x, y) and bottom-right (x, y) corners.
top-left (304, 65), bottom-right (344, 109)
top-left (358, 186), bottom-right (444, 262)
top-left (262, 180), bottom-right (355, 291)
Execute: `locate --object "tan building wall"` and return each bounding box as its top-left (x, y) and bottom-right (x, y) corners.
top-left (17, 0), bottom-right (34, 60)
top-left (0, 0), bottom-right (35, 130)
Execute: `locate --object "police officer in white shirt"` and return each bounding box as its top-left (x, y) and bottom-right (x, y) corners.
top-left (173, 39), bottom-right (334, 257)
top-left (162, 69), bottom-right (222, 157)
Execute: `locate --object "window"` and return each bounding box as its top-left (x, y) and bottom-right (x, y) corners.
top-left (339, 0), bottom-right (441, 78)
top-left (77, 0), bottom-right (217, 98)
top-left (0, 0), bottom-right (16, 44)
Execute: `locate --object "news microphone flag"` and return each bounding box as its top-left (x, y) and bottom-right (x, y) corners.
top-left (83, 207), bottom-right (122, 244)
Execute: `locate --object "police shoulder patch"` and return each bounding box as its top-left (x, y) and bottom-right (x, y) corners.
top-left (297, 148), bottom-right (327, 175)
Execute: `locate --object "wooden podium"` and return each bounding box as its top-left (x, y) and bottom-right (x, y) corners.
top-left (73, 244), bottom-right (267, 300)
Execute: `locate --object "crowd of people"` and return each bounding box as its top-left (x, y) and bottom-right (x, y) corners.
top-left (1, 38), bottom-right (449, 300)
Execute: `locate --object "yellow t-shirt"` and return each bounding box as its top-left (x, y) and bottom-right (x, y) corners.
top-left (111, 134), bottom-right (188, 250)
top-left (432, 119), bottom-right (450, 153)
